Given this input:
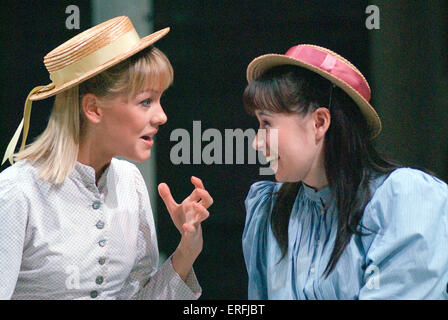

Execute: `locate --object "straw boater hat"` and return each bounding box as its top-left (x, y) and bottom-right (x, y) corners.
top-left (2, 16), bottom-right (170, 165)
top-left (246, 44), bottom-right (381, 139)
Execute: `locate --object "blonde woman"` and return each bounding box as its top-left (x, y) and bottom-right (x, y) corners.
top-left (0, 17), bottom-right (212, 299)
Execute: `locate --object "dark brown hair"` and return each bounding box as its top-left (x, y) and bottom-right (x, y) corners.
top-left (243, 65), bottom-right (401, 277)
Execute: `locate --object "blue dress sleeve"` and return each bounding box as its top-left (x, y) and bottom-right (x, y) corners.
top-left (359, 168), bottom-right (448, 299)
top-left (242, 181), bottom-right (280, 300)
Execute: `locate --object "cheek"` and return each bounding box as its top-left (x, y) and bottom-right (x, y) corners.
top-left (112, 110), bottom-right (147, 134)
top-left (100, 116), bottom-right (145, 153)
top-left (278, 130), bottom-right (315, 163)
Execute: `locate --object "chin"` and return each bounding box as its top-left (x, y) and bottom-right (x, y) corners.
top-left (276, 176), bottom-right (299, 183)
top-left (137, 152), bottom-right (152, 162)
top-left (275, 171), bottom-right (302, 183)
top-left (274, 172), bottom-right (288, 183)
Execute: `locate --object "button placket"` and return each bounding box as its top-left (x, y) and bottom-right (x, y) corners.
top-left (93, 199), bottom-right (107, 246)
top-left (96, 236), bottom-right (107, 290)
top-left (92, 195), bottom-right (107, 292)
top-left (310, 204), bottom-right (326, 279)
top-left (92, 197), bottom-right (107, 244)
top-left (81, 166), bottom-right (108, 298)
top-left (95, 239), bottom-right (108, 290)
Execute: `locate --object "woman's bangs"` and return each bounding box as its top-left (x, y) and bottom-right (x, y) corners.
top-left (243, 78), bottom-right (284, 115)
top-left (127, 47), bottom-right (174, 97)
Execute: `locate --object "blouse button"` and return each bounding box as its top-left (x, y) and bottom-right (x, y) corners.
top-left (310, 267), bottom-right (315, 274)
top-left (96, 221), bottom-right (105, 229)
top-left (98, 257), bottom-right (106, 265)
top-left (96, 276), bottom-right (104, 285)
top-left (98, 239), bottom-right (107, 247)
top-left (90, 290), bottom-right (98, 298)
top-left (92, 201), bottom-right (101, 210)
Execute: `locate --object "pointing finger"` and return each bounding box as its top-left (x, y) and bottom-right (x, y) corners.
top-left (157, 183), bottom-right (178, 213)
top-left (191, 176), bottom-right (205, 190)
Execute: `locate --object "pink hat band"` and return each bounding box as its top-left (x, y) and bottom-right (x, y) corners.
top-left (246, 44), bottom-right (381, 139)
top-left (284, 45), bottom-right (371, 102)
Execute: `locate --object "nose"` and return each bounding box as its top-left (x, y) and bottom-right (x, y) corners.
top-left (151, 102), bottom-right (168, 126)
top-left (252, 129), bottom-right (266, 151)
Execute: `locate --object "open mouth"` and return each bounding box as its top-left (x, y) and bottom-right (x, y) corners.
top-left (140, 135), bottom-right (154, 146)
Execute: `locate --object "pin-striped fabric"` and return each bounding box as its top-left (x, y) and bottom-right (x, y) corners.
top-left (0, 158), bottom-right (201, 299)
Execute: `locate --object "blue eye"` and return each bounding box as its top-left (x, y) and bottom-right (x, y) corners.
top-left (141, 98), bottom-right (152, 107)
top-left (262, 120), bottom-right (271, 127)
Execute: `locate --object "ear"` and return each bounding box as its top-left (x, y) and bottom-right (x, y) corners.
top-left (313, 107), bottom-right (331, 140)
top-left (81, 93), bottom-right (103, 124)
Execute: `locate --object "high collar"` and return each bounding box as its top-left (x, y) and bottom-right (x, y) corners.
top-left (71, 161), bottom-right (112, 193)
top-left (301, 182), bottom-right (331, 204)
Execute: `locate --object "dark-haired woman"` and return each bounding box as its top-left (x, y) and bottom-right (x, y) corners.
top-left (242, 45), bottom-right (448, 299)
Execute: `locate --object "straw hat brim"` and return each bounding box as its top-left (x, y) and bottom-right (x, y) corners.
top-left (29, 27), bottom-right (170, 101)
top-left (246, 54), bottom-right (382, 139)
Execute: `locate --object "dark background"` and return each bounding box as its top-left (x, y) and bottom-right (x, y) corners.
top-left (0, 1), bottom-right (446, 299)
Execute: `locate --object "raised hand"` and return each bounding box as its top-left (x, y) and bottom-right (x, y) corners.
top-left (157, 176), bottom-right (213, 280)
top-left (158, 176), bottom-right (212, 233)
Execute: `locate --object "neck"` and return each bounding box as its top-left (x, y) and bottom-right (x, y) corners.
top-left (302, 143), bottom-right (328, 191)
top-left (303, 175), bottom-right (328, 191)
top-left (78, 136), bottom-right (112, 184)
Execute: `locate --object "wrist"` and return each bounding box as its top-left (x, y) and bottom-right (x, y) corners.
top-left (171, 246), bottom-right (198, 281)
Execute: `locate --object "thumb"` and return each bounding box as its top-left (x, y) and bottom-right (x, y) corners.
top-left (158, 183), bottom-right (178, 213)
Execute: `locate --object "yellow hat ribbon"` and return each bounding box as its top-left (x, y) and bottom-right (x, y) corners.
top-left (2, 84), bottom-right (55, 165)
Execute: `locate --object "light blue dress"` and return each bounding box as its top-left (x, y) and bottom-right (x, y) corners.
top-left (242, 168), bottom-right (448, 299)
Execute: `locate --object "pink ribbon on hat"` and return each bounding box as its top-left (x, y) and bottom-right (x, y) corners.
top-left (285, 45), bottom-right (371, 102)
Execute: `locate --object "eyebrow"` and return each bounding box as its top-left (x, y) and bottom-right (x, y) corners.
top-left (257, 111), bottom-right (273, 117)
top-left (135, 89), bottom-right (161, 98)
top-left (142, 89), bottom-right (160, 95)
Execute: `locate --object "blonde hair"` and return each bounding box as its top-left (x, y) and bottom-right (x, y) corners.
top-left (15, 46), bottom-right (173, 184)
